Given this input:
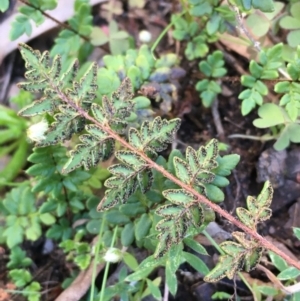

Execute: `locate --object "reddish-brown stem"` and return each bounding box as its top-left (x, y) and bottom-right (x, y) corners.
top-left (56, 88), bottom-right (300, 271)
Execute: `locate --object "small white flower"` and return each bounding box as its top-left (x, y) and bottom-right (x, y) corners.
top-left (139, 30), bottom-right (152, 43)
top-left (103, 248), bottom-right (122, 263)
top-left (27, 120), bottom-right (49, 142)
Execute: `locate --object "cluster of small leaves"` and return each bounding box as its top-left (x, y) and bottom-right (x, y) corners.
top-left (98, 44), bottom-right (185, 113)
top-left (27, 145), bottom-right (90, 198)
top-left (0, 184), bottom-right (55, 248)
top-left (10, 0), bottom-right (57, 40)
top-left (50, 0), bottom-right (93, 63)
top-left (172, 1), bottom-right (234, 60)
top-left (245, 2), bottom-right (284, 39)
top-left (235, 0), bottom-right (275, 12)
top-left (91, 20), bottom-right (130, 55)
top-left (60, 230), bottom-right (92, 270)
top-left (279, 2), bottom-right (300, 48)
top-left (154, 139), bottom-right (240, 257)
top-left (9, 268), bottom-right (41, 301)
top-left (126, 242), bottom-right (210, 296)
top-left (252, 46), bottom-right (300, 150)
top-left (205, 181), bottom-right (273, 282)
top-left (196, 50), bottom-right (227, 107)
top-left (274, 46), bottom-right (300, 121)
top-left (5, 247), bottom-right (41, 301)
top-left (239, 43), bottom-right (282, 116)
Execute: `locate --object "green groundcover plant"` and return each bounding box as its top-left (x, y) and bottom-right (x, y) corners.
top-left (2, 0), bottom-right (300, 300)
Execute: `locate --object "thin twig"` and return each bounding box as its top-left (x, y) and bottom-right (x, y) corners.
top-left (211, 97), bottom-right (225, 141)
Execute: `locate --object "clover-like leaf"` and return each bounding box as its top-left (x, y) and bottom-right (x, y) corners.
top-left (253, 103), bottom-right (287, 128)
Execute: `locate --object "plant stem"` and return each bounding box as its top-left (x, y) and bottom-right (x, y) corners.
top-left (55, 86), bottom-right (300, 272)
top-left (99, 226), bottom-right (118, 301)
top-left (90, 217), bottom-right (106, 301)
top-left (151, 10), bottom-right (187, 59)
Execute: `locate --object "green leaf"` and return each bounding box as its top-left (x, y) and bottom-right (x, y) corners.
top-left (123, 252), bottom-right (139, 271)
top-left (166, 261), bottom-right (178, 296)
top-left (277, 267), bottom-right (300, 280)
top-left (63, 126), bottom-right (114, 173)
top-left (19, 98), bottom-right (54, 116)
top-left (221, 241), bottom-right (246, 256)
top-left (236, 207), bottom-right (255, 228)
top-left (10, 15), bottom-right (32, 40)
top-left (163, 189), bottom-right (196, 206)
top-left (204, 184), bottom-right (224, 203)
top-left (249, 61), bottom-right (263, 78)
top-left (256, 181), bottom-right (273, 208)
top-left (39, 213), bottom-right (56, 225)
top-left (137, 169), bottom-right (153, 193)
top-left (275, 81), bottom-right (290, 94)
top-left (183, 238), bottom-right (208, 255)
top-left (9, 269), bottom-right (32, 287)
top-left (135, 213), bottom-right (152, 241)
top-left (145, 278), bottom-right (162, 300)
top-left (73, 62), bottom-right (98, 105)
top-left (279, 16), bottom-right (300, 30)
top-left (204, 255), bottom-right (239, 282)
top-left (173, 157), bottom-right (192, 184)
top-left (293, 227), bottom-right (300, 240)
top-left (252, 0), bottom-right (274, 12)
top-left (156, 204), bottom-right (183, 217)
top-left (246, 14), bottom-right (270, 38)
top-left (253, 103), bottom-right (286, 128)
top-left (206, 13), bottom-right (221, 35)
top-left (90, 27), bottom-right (109, 46)
top-left (182, 251), bottom-right (209, 275)
top-left (121, 223), bottom-right (135, 246)
top-left (287, 29), bottom-right (300, 48)
top-left (0, 0), bottom-right (9, 12)
top-left (189, 2), bottom-right (212, 16)
top-left (239, 0), bottom-right (251, 10)
top-left (269, 251), bottom-right (288, 272)
top-left (256, 285), bottom-right (279, 296)
top-left (116, 150), bottom-right (147, 170)
top-left (105, 210), bottom-right (131, 224)
top-left (7, 246), bottom-right (32, 269)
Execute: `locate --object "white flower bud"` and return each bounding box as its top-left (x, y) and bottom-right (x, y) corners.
top-left (27, 120), bottom-right (48, 142)
top-left (103, 247), bottom-right (122, 263)
top-left (139, 30), bottom-right (152, 43)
